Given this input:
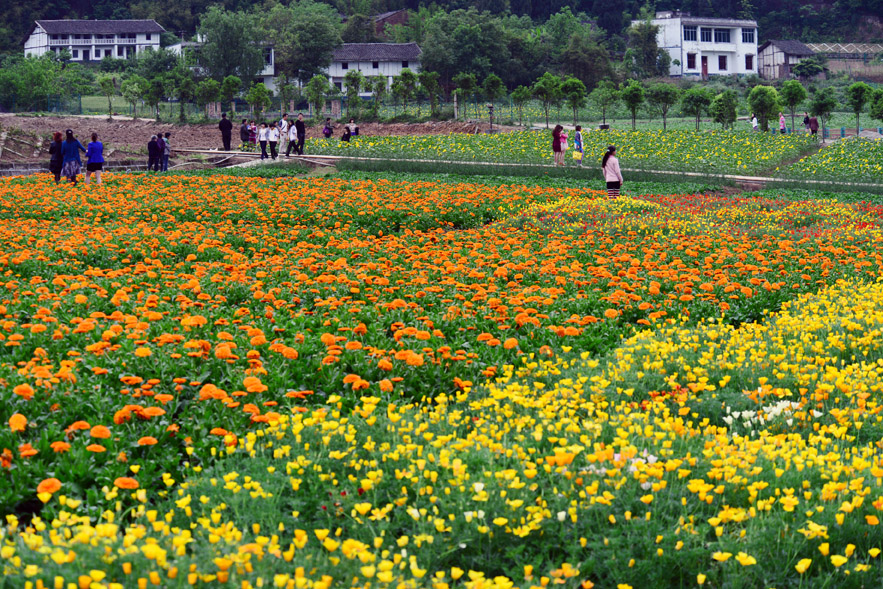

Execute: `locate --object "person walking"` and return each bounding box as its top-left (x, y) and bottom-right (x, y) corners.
top-left (239, 119), bottom-right (250, 151)
top-left (751, 113), bottom-right (758, 132)
top-left (248, 120), bottom-right (257, 151)
top-left (84, 132), bottom-right (104, 186)
top-left (601, 145), bottom-right (623, 200)
top-left (573, 125), bottom-right (584, 167)
top-left (268, 123), bottom-right (280, 160)
top-left (286, 119), bottom-right (299, 157)
top-left (322, 118), bottom-right (333, 139)
top-left (258, 122), bottom-right (269, 160)
top-left (147, 135), bottom-right (161, 172)
top-left (60, 129), bottom-right (86, 186)
top-left (278, 113), bottom-right (290, 153)
top-left (551, 125), bottom-right (564, 166)
top-left (48, 131), bottom-right (63, 184)
top-left (294, 113), bottom-right (306, 155)
top-left (219, 113), bottom-right (233, 151)
top-left (155, 133), bottom-right (165, 169)
top-left (803, 112), bottom-right (810, 133)
top-left (809, 115), bottom-right (820, 137)
top-left (779, 112), bottom-right (786, 134)
top-left (161, 132), bottom-right (171, 171)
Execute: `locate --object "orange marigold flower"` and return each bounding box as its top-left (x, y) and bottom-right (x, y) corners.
top-left (210, 428), bottom-right (229, 436)
top-left (36, 478), bottom-right (62, 494)
top-left (8, 413), bottom-right (27, 432)
top-left (13, 384), bottom-right (34, 400)
top-left (19, 443), bottom-right (38, 458)
top-left (114, 477), bottom-right (139, 490)
top-left (137, 436), bottom-right (158, 446)
top-left (85, 444), bottom-right (106, 453)
top-left (139, 407), bottom-right (166, 418)
top-left (134, 347), bottom-right (152, 357)
top-left (604, 308), bottom-right (619, 319)
top-left (113, 409), bottom-right (132, 424)
top-left (90, 425), bottom-right (111, 439)
top-left (243, 376), bottom-right (268, 393)
top-left (50, 441), bottom-right (71, 453)
top-left (503, 338), bottom-right (519, 350)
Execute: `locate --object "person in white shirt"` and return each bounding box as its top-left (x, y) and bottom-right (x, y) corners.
top-left (286, 122), bottom-right (299, 157)
top-left (751, 113), bottom-right (758, 132)
top-left (258, 123), bottom-right (269, 160)
top-left (268, 123), bottom-right (280, 160)
top-left (278, 114), bottom-right (290, 153)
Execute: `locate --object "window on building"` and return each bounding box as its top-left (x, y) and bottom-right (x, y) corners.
top-left (742, 28), bottom-right (755, 43)
top-left (745, 54), bottom-right (754, 70)
top-left (72, 49), bottom-right (78, 59)
top-left (342, 62), bottom-right (348, 70)
top-left (686, 53), bottom-right (696, 69)
top-left (263, 47), bottom-right (272, 66)
top-left (700, 27), bottom-right (712, 42)
top-left (718, 55), bottom-right (727, 70)
top-left (714, 29), bottom-right (731, 43)
top-left (402, 61), bottom-right (408, 68)
top-left (146, 34), bottom-right (152, 41)
top-left (117, 46), bottom-right (124, 56)
top-left (372, 61), bottom-right (379, 68)
top-left (105, 49), bottom-right (111, 57)
top-left (683, 26), bottom-right (697, 41)
top-left (51, 35), bottom-right (58, 40)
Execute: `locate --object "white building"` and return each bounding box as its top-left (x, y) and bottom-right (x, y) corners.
top-left (167, 39), bottom-right (278, 92)
top-left (24, 20), bottom-right (164, 62)
top-left (328, 43), bottom-right (422, 91)
top-left (636, 11), bottom-right (758, 78)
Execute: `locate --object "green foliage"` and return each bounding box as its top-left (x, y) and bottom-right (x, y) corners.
top-left (195, 79), bottom-right (221, 118)
top-left (453, 72), bottom-right (477, 120)
top-left (341, 13), bottom-right (380, 43)
top-left (532, 72), bottom-right (562, 128)
top-left (370, 76), bottom-right (387, 117)
top-left (792, 57), bottom-right (825, 79)
top-left (131, 48), bottom-right (177, 81)
top-left (680, 86), bottom-right (712, 131)
top-left (810, 87), bottom-right (838, 133)
top-left (0, 55), bottom-right (62, 110)
top-left (396, 68), bottom-right (419, 113)
top-left (144, 76), bottom-right (168, 120)
top-left (870, 89), bottom-right (883, 125)
top-left (846, 82), bottom-right (874, 133)
top-left (419, 70), bottom-right (441, 117)
top-left (262, 0), bottom-right (342, 84)
top-left (171, 67), bottom-right (196, 122)
top-left (620, 80), bottom-right (644, 130)
top-left (560, 76), bottom-right (587, 126)
top-left (198, 6), bottom-right (265, 85)
top-left (589, 80), bottom-right (620, 125)
top-left (245, 82), bottom-right (271, 120)
top-left (96, 75), bottom-right (117, 119)
top-left (483, 73), bottom-right (506, 104)
top-left (120, 75), bottom-right (148, 118)
top-left (560, 30), bottom-right (614, 92)
top-left (511, 85), bottom-right (532, 126)
top-left (627, 16), bottom-right (667, 78)
top-left (747, 85), bottom-right (780, 132)
top-left (305, 75), bottom-right (330, 118)
top-left (220, 76), bottom-right (242, 113)
top-left (344, 70), bottom-right (366, 118)
top-left (645, 83), bottom-right (681, 131)
top-left (709, 89), bottom-right (738, 130)
top-left (779, 80), bottom-right (808, 131)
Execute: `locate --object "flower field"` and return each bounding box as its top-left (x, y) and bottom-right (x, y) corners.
top-left (2, 173), bottom-right (883, 587)
top-left (781, 137), bottom-right (883, 183)
top-left (310, 130), bottom-right (817, 175)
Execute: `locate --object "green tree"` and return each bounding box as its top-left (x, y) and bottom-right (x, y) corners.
top-left (780, 80), bottom-right (808, 133)
top-left (560, 76), bottom-right (587, 126)
top-left (343, 70), bottom-right (366, 118)
top-left (810, 87), bottom-right (838, 136)
top-left (0, 55), bottom-right (61, 111)
top-left (846, 82), bottom-right (874, 134)
top-left (97, 75), bottom-right (117, 120)
top-left (397, 68), bottom-right (418, 114)
top-left (145, 76), bottom-right (168, 120)
top-left (195, 79), bottom-right (221, 119)
top-left (263, 1), bottom-right (342, 84)
top-left (133, 48), bottom-right (178, 80)
top-left (532, 72), bottom-right (562, 128)
top-left (170, 67), bottom-right (196, 122)
top-left (341, 14), bottom-right (380, 43)
top-left (483, 73), bottom-right (506, 108)
top-left (453, 72), bottom-right (477, 120)
top-left (620, 80), bottom-right (645, 130)
top-left (709, 90), bottom-right (738, 130)
top-left (561, 31), bottom-right (614, 91)
top-left (870, 89), bottom-right (883, 126)
top-left (121, 75), bottom-right (148, 119)
top-left (645, 82), bottom-right (681, 131)
top-left (418, 70), bottom-right (441, 118)
top-left (370, 76), bottom-right (387, 118)
top-left (511, 85), bottom-right (532, 126)
top-left (220, 76), bottom-right (242, 114)
top-left (747, 85), bottom-right (780, 131)
top-left (680, 86), bottom-right (712, 131)
top-left (199, 7), bottom-right (265, 85)
top-left (305, 75), bottom-right (330, 119)
top-left (627, 15), bottom-right (667, 78)
top-left (245, 82), bottom-right (271, 121)
top-left (589, 81), bottom-right (619, 125)
top-left (792, 57), bottom-right (825, 79)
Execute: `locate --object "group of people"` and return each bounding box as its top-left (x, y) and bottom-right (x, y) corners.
top-left (751, 112), bottom-right (819, 135)
top-left (147, 133), bottom-right (172, 172)
top-left (551, 125), bottom-right (623, 200)
top-left (220, 113), bottom-right (360, 159)
top-left (48, 130), bottom-right (104, 186)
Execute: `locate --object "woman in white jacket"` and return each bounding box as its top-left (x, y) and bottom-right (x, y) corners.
top-left (601, 145), bottom-right (623, 200)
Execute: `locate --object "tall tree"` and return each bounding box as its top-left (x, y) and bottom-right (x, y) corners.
top-left (220, 75), bottom-right (242, 115)
top-left (170, 67), bottom-right (196, 122)
top-left (305, 75), bottom-right (330, 119)
top-left (627, 15), bottom-right (667, 78)
top-left (810, 88), bottom-right (838, 137)
top-left (97, 75), bottom-right (116, 120)
top-left (418, 70), bottom-right (441, 118)
top-left (397, 68), bottom-right (418, 114)
top-left (870, 89), bottom-right (883, 127)
top-left (747, 85), bottom-right (780, 132)
top-left (532, 72), bottom-right (562, 128)
top-left (342, 14), bottom-right (380, 43)
top-left (195, 78), bottom-right (220, 119)
top-left (370, 76), bottom-right (387, 118)
top-left (263, 0), bottom-right (342, 84)
top-left (620, 80), bottom-right (645, 130)
top-left (560, 76), bottom-right (587, 126)
top-left (198, 6), bottom-right (265, 85)
top-left (453, 72), bottom-right (477, 120)
top-left (145, 76), bottom-right (168, 120)
top-left (343, 70), bottom-right (366, 118)
top-left (779, 80), bottom-right (808, 133)
top-left (846, 82), bottom-right (874, 135)
top-left (645, 82), bottom-right (681, 130)
top-left (483, 73), bottom-right (506, 109)
top-left (511, 85), bottom-right (532, 126)
top-left (560, 31), bottom-right (614, 91)
top-left (121, 75), bottom-right (148, 119)
top-left (709, 90), bottom-right (738, 130)
top-left (589, 81), bottom-right (619, 125)
top-left (245, 82), bottom-right (271, 121)
top-left (680, 87), bottom-right (712, 131)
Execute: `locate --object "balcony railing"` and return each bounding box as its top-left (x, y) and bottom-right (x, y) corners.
top-left (48, 38), bottom-right (137, 46)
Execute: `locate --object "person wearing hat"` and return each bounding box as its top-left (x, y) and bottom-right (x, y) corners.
top-left (219, 112), bottom-right (233, 151)
top-left (601, 145), bottom-right (623, 200)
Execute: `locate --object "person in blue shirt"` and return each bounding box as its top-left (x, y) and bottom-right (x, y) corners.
top-left (61, 129), bottom-right (86, 185)
top-left (85, 132), bottom-right (105, 186)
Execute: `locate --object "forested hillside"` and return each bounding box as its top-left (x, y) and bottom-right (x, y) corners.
top-left (3, 0), bottom-right (883, 57)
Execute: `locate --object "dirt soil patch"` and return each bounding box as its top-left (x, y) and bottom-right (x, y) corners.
top-left (0, 115), bottom-right (516, 165)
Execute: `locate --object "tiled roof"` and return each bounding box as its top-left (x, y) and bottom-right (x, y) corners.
top-left (332, 43), bottom-right (422, 61)
top-left (36, 20), bottom-right (165, 35)
top-left (759, 40), bottom-right (815, 56)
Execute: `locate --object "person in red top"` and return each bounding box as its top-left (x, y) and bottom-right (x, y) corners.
top-left (601, 145), bottom-right (623, 200)
top-left (552, 125), bottom-right (564, 166)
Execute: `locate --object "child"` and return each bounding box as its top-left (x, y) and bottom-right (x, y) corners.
top-left (573, 125), bottom-right (583, 167)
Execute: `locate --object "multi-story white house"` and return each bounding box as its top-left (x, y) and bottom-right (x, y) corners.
top-left (636, 11), bottom-right (758, 78)
top-left (327, 43), bottom-right (422, 92)
top-left (24, 20), bottom-right (164, 62)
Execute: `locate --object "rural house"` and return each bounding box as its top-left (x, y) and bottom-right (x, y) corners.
top-left (327, 43), bottom-right (422, 92)
top-left (757, 40), bottom-right (815, 79)
top-left (24, 20), bottom-right (164, 62)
